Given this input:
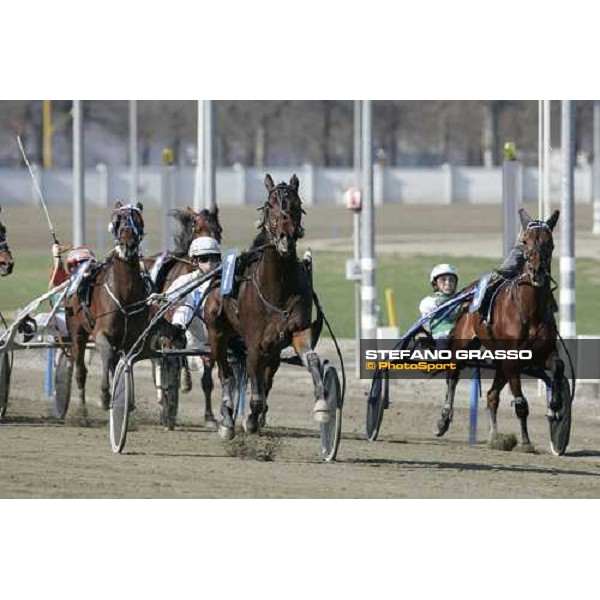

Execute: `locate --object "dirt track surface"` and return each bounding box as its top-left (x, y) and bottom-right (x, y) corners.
top-left (1, 203), bottom-right (599, 498)
top-left (2, 340), bottom-right (600, 498)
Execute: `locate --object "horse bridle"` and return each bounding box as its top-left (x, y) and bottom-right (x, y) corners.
top-left (520, 220), bottom-right (554, 286)
top-left (0, 233), bottom-right (10, 255)
top-left (111, 205), bottom-right (144, 251)
top-left (260, 183), bottom-right (305, 248)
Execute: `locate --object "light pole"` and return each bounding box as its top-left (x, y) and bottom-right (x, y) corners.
top-left (73, 100), bottom-right (85, 246)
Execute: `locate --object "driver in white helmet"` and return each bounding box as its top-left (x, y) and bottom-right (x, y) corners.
top-left (419, 263), bottom-right (460, 340)
top-left (160, 236), bottom-right (221, 349)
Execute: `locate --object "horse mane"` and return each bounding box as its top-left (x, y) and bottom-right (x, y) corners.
top-left (169, 208), bottom-right (195, 256)
top-left (249, 229), bottom-right (268, 250)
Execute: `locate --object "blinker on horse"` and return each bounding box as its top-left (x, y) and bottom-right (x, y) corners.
top-left (0, 207), bottom-right (14, 276)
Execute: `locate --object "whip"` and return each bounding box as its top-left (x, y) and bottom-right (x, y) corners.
top-left (16, 135), bottom-right (59, 244)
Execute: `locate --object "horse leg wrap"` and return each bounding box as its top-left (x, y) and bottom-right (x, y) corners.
top-left (511, 396), bottom-right (529, 419)
top-left (221, 377), bottom-right (235, 409)
top-left (306, 351), bottom-right (324, 399)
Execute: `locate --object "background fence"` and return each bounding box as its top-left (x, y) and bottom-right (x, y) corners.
top-left (0, 162), bottom-right (595, 207)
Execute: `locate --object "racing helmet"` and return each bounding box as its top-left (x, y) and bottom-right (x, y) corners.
top-left (188, 236), bottom-right (221, 259)
top-left (66, 247), bottom-right (96, 270)
top-left (430, 263), bottom-right (458, 285)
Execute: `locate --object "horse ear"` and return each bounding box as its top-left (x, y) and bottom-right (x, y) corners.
top-left (546, 209), bottom-right (560, 231)
top-left (136, 202), bottom-right (144, 212)
top-left (290, 174), bottom-right (299, 192)
top-left (264, 174), bottom-right (275, 192)
top-left (518, 208), bottom-right (531, 229)
top-left (212, 204), bottom-right (219, 216)
top-left (115, 200), bottom-right (123, 209)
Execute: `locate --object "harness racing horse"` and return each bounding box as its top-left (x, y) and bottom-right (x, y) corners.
top-left (436, 209), bottom-right (569, 453)
top-left (205, 173), bottom-right (328, 440)
top-left (0, 207), bottom-right (14, 276)
top-left (66, 202), bottom-right (149, 413)
top-left (143, 205), bottom-right (223, 428)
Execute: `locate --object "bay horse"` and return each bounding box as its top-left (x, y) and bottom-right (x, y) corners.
top-left (436, 208), bottom-right (566, 451)
top-left (66, 201), bottom-right (149, 412)
top-left (0, 207), bottom-right (14, 276)
top-left (143, 205), bottom-right (223, 428)
top-left (205, 173), bottom-right (328, 440)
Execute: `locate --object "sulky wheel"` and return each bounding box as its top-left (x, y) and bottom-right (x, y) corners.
top-left (365, 368), bottom-right (389, 441)
top-left (320, 363), bottom-right (343, 462)
top-left (0, 348), bottom-right (11, 421)
top-left (0, 312), bottom-right (12, 421)
top-left (109, 357), bottom-right (134, 453)
top-left (53, 349), bottom-right (73, 419)
top-left (549, 377), bottom-right (572, 456)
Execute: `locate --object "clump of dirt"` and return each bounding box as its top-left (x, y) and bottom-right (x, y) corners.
top-left (226, 433), bottom-right (282, 461)
top-left (489, 433), bottom-right (518, 451)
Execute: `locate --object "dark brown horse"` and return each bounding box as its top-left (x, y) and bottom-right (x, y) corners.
top-left (66, 201), bottom-right (149, 412)
top-left (0, 207), bottom-right (14, 276)
top-left (436, 209), bottom-right (565, 451)
top-left (143, 205), bottom-right (223, 428)
top-left (205, 174), bottom-right (327, 439)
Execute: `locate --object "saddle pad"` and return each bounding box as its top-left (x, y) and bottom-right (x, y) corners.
top-left (469, 273), bottom-right (492, 312)
top-left (221, 249), bottom-right (237, 296)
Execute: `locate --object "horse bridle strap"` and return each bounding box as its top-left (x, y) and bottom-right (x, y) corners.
top-left (111, 205), bottom-right (144, 243)
top-left (102, 282), bottom-right (148, 317)
top-left (250, 268), bottom-right (299, 324)
top-left (0, 239), bottom-right (8, 253)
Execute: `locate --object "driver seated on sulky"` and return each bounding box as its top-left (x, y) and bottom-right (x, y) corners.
top-left (49, 243), bottom-right (97, 288)
top-left (152, 236), bottom-right (222, 351)
top-left (27, 243), bottom-right (97, 341)
top-left (418, 263), bottom-right (461, 343)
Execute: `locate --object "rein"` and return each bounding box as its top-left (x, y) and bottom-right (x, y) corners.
top-left (239, 241), bottom-right (300, 334)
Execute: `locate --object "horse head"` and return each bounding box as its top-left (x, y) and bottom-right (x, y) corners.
top-left (260, 173), bottom-right (306, 256)
top-left (193, 206), bottom-right (223, 243)
top-left (110, 201), bottom-right (145, 261)
top-left (170, 205), bottom-right (223, 255)
top-left (0, 207), bottom-right (14, 276)
top-left (519, 208), bottom-right (559, 288)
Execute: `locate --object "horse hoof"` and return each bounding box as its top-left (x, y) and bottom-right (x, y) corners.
top-left (218, 424), bottom-right (235, 440)
top-left (204, 417), bottom-right (218, 431)
top-left (163, 425), bottom-right (175, 432)
top-left (516, 443), bottom-right (536, 454)
top-left (313, 399), bottom-right (330, 423)
top-left (243, 418), bottom-right (259, 434)
top-left (435, 418), bottom-right (450, 437)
